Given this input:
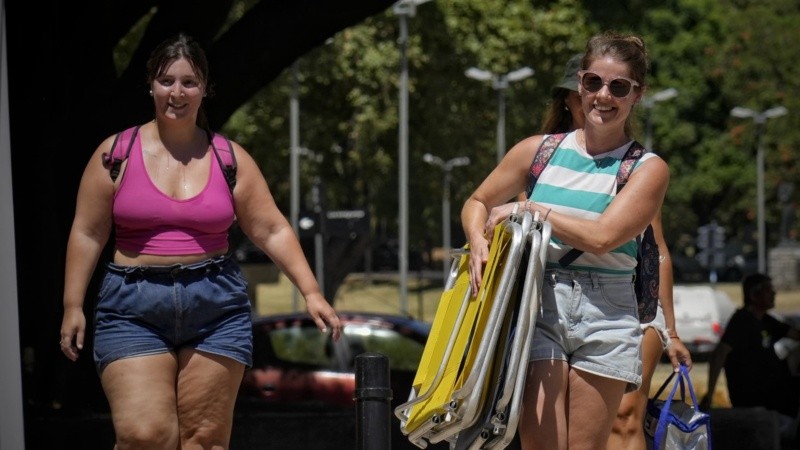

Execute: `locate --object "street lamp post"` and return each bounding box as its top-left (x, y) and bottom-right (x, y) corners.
top-left (423, 153), bottom-right (470, 282)
top-left (730, 105), bottom-right (789, 273)
top-left (465, 66), bottom-right (535, 164)
top-left (642, 87), bottom-right (678, 150)
top-left (393, 0), bottom-right (430, 315)
top-left (289, 61), bottom-right (301, 312)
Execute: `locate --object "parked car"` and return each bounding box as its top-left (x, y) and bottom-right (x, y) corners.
top-left (672, 285), bottom-right (736, 357)
top-left (237, 311), bottom-right (446, 449)
top-left (238, 312), bottom-right (432, 408)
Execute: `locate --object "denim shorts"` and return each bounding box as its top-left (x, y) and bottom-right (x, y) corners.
top-left (529, 270), bottom-right (643, 392)
top-left (93, 255), bottom-right (253, 372)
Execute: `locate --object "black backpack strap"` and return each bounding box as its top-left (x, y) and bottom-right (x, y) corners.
top-left (558, 140), bottom-right (647, 267)
top-left (209, 131), bottom-right (237, 193)
top-left (525, 132), bottom-right (568, 198)
top-left (102, 126), bottom-right (140, 182)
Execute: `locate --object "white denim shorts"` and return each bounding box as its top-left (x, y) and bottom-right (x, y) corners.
top-left (529, 270), bottom-right (643, 392)
top-left (642, 302), bottom-right (669, 350)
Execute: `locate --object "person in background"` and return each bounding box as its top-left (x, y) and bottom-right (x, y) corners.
top-left (540, 52), bottom-right (692, 450)
top-left (462, 31), bottom-right (670, 449)
top-left (59, 33), bottom-right (341, 449)
top-left (701, 273), bottom-right (800, 446)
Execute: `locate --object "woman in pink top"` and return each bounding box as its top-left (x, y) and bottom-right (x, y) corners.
top-left (59, 33), bottom-right (341, 449)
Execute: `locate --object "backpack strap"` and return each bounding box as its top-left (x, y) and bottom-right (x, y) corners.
top-left (209, 131), bottom-right (237, 193)
top-left (525, 132), bottom-right (568, 198)
top-left (558, 140), bottom-right (647, 267)
top-left (615, 140), bottom-right (645, 193)
top-left (102, 125), bottom-right (140, 182)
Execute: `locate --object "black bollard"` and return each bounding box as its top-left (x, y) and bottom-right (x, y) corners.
top-left (354, 352), bottom-right (392, 450)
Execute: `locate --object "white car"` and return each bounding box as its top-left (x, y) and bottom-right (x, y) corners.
top-left (672, 285), bottom-right (737, 356)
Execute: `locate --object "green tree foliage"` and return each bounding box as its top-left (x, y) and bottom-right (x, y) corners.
top-left (225, 0), bottom-right (593, 250)
top-left (636, 0), bottom-right (800, 254)
top-left (221, 0), bottom-right (798, 263)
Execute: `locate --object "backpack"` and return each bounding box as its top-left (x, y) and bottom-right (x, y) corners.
top-left (525, 133), bottom-right (660, 323)
top-left (102, 125), bottom-right (238, 192)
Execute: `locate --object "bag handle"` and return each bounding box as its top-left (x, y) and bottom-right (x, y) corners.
top-left (654, 364), bottom-right (696, 447)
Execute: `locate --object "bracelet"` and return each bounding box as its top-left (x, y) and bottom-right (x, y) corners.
top-left (669, 335), bottom-right (680, 340)
top-left (543, 207), bottom-right (552, 221)
top-left (524, 200), bottom-right (532, 214)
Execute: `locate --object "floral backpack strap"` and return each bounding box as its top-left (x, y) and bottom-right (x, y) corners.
top-left (525, 132), bottom-right (568, 198)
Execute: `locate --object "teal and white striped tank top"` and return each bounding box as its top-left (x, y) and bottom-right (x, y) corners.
top-left (529, 131), bottom-right (658, 275)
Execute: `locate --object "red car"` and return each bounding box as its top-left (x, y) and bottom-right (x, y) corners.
top-left (238, 311), bottom-right (431, 408)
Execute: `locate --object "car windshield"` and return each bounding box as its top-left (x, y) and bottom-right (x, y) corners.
top-left (266, 323), bottom-right (426, 372)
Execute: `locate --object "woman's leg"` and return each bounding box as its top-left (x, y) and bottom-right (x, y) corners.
top-left (175, 348), bottom-right (246, 449)
top-left (518, 360), bottom-right (570, 450)
top-left (101, 353), bottom-right (180, 450)
top-left (607, 326), bottom-right (663, 450)
top-left (568, 368), bottom-right (628, 450)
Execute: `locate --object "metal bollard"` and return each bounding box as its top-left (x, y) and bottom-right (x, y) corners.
top-left (354, 352), bottom-right (392, 450)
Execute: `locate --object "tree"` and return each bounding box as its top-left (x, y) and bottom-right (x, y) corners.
top-left (636, 0), bottom-right (800, 253)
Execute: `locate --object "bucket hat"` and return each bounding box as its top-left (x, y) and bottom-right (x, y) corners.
top-left (554, 53), bottom-right (583, 92)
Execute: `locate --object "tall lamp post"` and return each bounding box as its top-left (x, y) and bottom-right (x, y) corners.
top-left (423, 153), bottom-right (470, 282)
top-left (730, 105), bottom-right (788, 273)
top-left (465, 66), bottom-right (535, 164)
top-left (642, 87), bottom-right (678, 150)
top-left (394, 0), bottom-right (430, 314)
top-left (289, 61), bottom-right (301, 312)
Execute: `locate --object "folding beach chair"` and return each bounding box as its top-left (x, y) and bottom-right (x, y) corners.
top-left (398, 210), bottom-right (548, 450)
top-left (423, 213), bottom-right (533, 446)
top-left (448, 214), bottom-right (550, 450)
top-left (481, 219), bottom-right (550, 450)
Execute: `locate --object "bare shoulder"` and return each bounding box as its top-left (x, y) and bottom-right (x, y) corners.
top-left (636, 153), bottom-right (670, 177)
top-left (227, 139), bottom-right (256, 167)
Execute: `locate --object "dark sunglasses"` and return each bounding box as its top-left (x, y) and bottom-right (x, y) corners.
top-left (578, 71), bottom-right (639, 98)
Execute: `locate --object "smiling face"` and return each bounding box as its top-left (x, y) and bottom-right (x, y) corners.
top-left (579, 56), bottom-right (643, 131)
top-left (151, 57), bottom-right (205, 124)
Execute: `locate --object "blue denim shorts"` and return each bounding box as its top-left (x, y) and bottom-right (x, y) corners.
top-left (93, 255), bottom-right (253, 372)
top-left (529, 270), bottom-right (643, 391)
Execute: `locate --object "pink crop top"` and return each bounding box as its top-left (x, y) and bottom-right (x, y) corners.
top-left (112, 135), bottom-right (235, 255)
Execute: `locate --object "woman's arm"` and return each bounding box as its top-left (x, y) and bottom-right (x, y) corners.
top-left (61, 136), bottom-right (117, 361)
top-left (461, 135), bottom-right (542, 294)
top-left (230, 141), bottom-right (341, 340)
top-left (652, 210), bottom-right (692, 371)
top-left (488, 154), bottom-right (670, 255)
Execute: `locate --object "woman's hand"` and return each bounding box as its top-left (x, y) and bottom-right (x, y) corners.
top-left (467, 234), bottom-right (490, 296)
top-left (665, 335), bottom-right (692, 372)
top-left (485, 202), bottom-right (523, 240)
top-left (305, 293), bottom-right (342, 341)
top-left (60, 306), bottom-right (86, 362)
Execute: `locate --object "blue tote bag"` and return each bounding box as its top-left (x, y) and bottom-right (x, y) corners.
top-left (644, 364), bottom-right (712, 450)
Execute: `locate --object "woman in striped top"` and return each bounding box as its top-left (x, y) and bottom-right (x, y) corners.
top-left (461, 31), bottom-right (670, 450)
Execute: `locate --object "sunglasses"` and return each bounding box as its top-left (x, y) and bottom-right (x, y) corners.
top-left (578, 71), bottom-right (639, 98)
